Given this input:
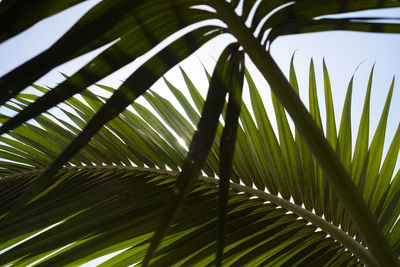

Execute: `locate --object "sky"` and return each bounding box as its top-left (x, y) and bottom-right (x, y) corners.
top-left (0, 0), bottom-right (399, 147)
top-left (1, 0), bottom-right (400, 184)
top-left (1, 1), bottom-right (400, 265)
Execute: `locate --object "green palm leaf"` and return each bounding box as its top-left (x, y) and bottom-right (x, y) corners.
top-left (1, 0), bottom-right (400, 265)
top-left (1, 59), bottom-right (399, 266)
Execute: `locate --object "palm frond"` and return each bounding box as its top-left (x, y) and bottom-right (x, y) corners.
top-left (1, 59), bottom-right (399, 265)
top-left (1, 0), bottom-right (400, 265)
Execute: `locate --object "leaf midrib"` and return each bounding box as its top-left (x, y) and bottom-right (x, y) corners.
top-left (3, 165), bottom-right (373, 266)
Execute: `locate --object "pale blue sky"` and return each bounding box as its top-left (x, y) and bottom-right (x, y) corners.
top-left (1, 1), bottom-right (399, 167)
top-left (1, 2), bottom-right (400, 162)
top-left (1, 2), bottom-right (399, 142)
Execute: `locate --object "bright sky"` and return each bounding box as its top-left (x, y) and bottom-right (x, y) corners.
top-left (0, 1), bottom-right (399, 147)
top-left (1, 0), bottom-right (400, 168)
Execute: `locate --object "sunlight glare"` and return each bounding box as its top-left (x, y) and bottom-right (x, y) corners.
top-left (177, 137), bottom-right (188, 150)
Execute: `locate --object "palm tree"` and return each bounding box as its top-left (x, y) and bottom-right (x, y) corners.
top-left (1, 0), bottom-right (400, 265)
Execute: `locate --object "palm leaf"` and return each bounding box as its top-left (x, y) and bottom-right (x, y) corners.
top-left (0, 0), bottom-right (87, 43)
top-left (1, 59), bottom-right (399, 266)
top-left (1, 0), bottom-right (400, 265)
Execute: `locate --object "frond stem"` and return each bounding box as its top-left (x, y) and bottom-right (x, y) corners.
top-left (5, 165), bottom-right (374, 266)
top-left (209, 1), bottom-right (397, 265)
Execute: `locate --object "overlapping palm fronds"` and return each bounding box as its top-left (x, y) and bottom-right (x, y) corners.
top-left (2, 0), bottom-right (400, 265)
top-left (1, 59), bottom-right (399, 266)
